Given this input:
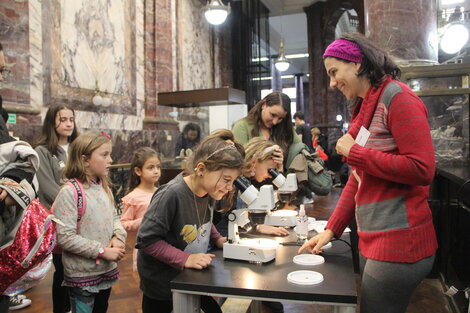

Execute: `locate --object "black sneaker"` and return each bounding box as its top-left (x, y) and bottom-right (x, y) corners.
top-left (8, 295), bottom-right (32, 310)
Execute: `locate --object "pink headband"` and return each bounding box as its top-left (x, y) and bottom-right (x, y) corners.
top-left (323, 39), bottom-right (363, 63)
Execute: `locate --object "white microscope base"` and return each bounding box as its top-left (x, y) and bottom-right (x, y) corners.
top-left (223, 241), bottom-right (276, 263)
top-left (264, 213), bottom-right (297, 227)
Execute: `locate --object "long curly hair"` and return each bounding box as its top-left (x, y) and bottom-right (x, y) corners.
top-left (243, 91), bottom-right (294, 153)
top-left (34, 104), bottom-right (79, 155)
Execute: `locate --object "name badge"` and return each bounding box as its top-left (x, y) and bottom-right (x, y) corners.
top-left (356, 126), bottom-right (370, 147)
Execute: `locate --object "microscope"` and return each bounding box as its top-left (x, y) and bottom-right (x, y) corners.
top-left (222, 176), bottom-right (279, 263)
top-left (263, 169), bottom-right (299, 227)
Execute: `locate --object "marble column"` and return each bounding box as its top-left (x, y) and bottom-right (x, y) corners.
top-left (364, 0), bottom-right (438, 64)
top-left (271, 60), bottom-right (282, 92)
top-left (305, 2), bottom-right (328, 125)
top-left (294, 74), bottom-right (304, 113)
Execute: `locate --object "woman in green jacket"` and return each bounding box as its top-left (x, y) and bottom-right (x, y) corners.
top-left (232, 91), bottom-right (300, 170)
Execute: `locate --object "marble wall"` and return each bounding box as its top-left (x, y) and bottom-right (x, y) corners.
top-left (0, 2), bottom-right (34, 112)
top-left (42, 0), bottom-right (144, 120)
top-left (1, 0), bottom-right (233, 162)
top-left (177, 0), bottom-right (213, 91)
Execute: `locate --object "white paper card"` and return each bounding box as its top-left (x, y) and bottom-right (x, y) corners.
top-left (356, 126), bottom-right (370, 147)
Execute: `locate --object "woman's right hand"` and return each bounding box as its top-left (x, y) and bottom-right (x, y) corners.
top-left (185, 253), bottom-right (215, 270)
top-left (102, 247), bottom-right (126, 262)
top-left (298, 229), bottom-right (334, 254)
top-left (272, 147), bottom-right (284, 172)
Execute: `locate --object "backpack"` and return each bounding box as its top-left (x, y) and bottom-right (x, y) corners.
top-left (286, 143), bottom-right (333, 198)
top-left (0, 178), bottom-right (56, 294)
top-left (51, 178), bottom-right (86, 254)
top-left (65, 178), bottom-right (87, 230)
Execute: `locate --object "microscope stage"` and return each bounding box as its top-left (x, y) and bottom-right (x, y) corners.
top-left (264, 209), bottom-right (298, 227)
top-left (223, 239), bottom-right (279, 263)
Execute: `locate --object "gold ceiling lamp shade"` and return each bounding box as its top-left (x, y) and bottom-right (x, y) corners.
top-left (274, 39), bottom-right (290, 72)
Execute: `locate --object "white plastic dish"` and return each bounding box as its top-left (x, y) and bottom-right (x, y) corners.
top-left (322, 242), bottom-right (332, 250)
top-left (293, 254), bottom-right (325, 266)
top-left (311, 220), bottom-right (351, 233)
top-left (307, 217), bottom-right (316, 231)
top-left (287, 270), bottom-right (324, 285)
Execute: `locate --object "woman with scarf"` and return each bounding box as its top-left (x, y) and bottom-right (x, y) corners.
top-left (298, 33), bottom-right (437, 313)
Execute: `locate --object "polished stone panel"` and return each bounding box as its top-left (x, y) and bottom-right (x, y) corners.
top-left (60, 1), bottom-right (127, 94)
top-left (41, 0), bottom-right (144, 119)
top-left (364, 0), bottom-right (438, 64)
top-left (29, 0), bottom-right (43, 111)
top-left (0, 2), bottom-right (32, 110)
top-left (177, 0), bottom-right (214, 90)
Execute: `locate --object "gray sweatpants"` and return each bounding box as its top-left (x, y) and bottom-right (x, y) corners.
top-left (359, 254), bottom-right (435, 313)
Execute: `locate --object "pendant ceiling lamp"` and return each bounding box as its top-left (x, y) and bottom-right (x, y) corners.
top-left (440, 23), bottom-right (469, 54)
top-left (275, 39), bottom-right (290, 72)
top-left (204, 0), bottom-right (230, 25)
top-left (274, 4), bottom-right (290, 72)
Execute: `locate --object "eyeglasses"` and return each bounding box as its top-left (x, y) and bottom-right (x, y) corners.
top-left (0, 68), bottom-right (11, 79)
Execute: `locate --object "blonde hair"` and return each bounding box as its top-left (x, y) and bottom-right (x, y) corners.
top-left (243, 137), bottom-right (278, 176)
top-left (311, 127), bottom-right (321, 139)
top-left (63, 130), bottom-right (113, 200)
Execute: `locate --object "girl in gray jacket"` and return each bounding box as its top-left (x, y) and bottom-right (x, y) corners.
top-left (53, 131), bottom-right (126, 313)
top-left (34, 104), bottom-right (78, 313)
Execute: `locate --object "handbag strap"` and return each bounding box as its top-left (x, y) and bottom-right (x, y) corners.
top-left (65, 179), bottom-right (86, 231)
top-left (0, 177), bottom-right (32, 210)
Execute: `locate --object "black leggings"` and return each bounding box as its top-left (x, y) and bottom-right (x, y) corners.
top-left (0, 295), bottom-right (9, 313)
top-left (142, 294), bottom-right (221, 313)
top-left (360, 254), bottom-right (435, 313)
top-left (52, 253), bottom-right (71, 313)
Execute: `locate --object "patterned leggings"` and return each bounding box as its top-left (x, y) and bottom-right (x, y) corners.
top-left (69, 287), bottom-right (111, 313)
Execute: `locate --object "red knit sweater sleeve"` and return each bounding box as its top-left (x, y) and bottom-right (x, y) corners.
top-left (326, 172), bottom-right (358, 237)
top-left (346, 91), bottom-right (435, 186)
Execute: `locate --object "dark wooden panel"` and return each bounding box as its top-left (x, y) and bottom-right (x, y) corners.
top-left (158, 87), bottom-right (246, 107)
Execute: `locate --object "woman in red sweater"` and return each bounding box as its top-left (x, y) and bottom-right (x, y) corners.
top-left (299, 33), bottom-right (437, 313)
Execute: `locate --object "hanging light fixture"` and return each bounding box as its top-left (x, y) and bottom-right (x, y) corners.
top-left (204, 0), bottom-right (230, 25)
top-left (274, 39), bottom-right (290, 72)
top-left (274, 3), bottom-right (290, 72)
top-left (440, 23), bottom-right (469, 54)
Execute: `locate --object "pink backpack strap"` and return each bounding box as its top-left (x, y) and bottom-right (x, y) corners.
top-left (65, 179), bottom-right (86, 232)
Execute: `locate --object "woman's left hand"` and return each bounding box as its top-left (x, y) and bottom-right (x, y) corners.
top-left (215, 236), bottom-right (227, 249)
top-left (257, 224), bottom-right (289, 236)
top-left (109, 237), bottom-right (126, 249)
top-left (272, 147), bottom-right (284, 172)
top-left (336, 134), bottom-right (355, 157)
